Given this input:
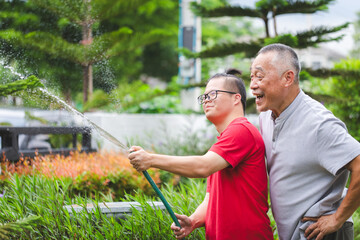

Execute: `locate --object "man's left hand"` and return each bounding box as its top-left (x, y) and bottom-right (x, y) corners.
top-left (303, 214), bottom-right (342, 240)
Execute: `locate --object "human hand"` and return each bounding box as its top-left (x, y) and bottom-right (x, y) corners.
top-left (303, 214), bottom-right (342, 240)
top-left (128, 146), bottom-right (152, 172)
top-left (170, 213), bottom-right (194, 239)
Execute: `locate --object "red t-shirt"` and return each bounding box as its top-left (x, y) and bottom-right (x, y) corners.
top-left (206, 117), bottom-right (273, 240)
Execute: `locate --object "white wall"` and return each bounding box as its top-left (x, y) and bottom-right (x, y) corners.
top-left (0, 108), bottom-right (259, 152)
top-left (84, 112), bottom-right (217, 151)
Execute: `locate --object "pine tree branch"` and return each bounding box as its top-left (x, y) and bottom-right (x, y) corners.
top-left (181, 41), bottom-right (263, 59)
top-left (191, 3), bottom-right (263, 18)
top-left (0, 11), bottom-right (39, 27)
top-left (0, 30), bottom-right (84, 63)
top-left (275, 0), bottom-right (336, 16)
top-left (0, 76), bottom-right (44, 97)
top-left (101, 29), bottom-right (172, 61)
top-left (296, 23), bottom-right (350, 48)
top-left (303, 67), bottom-right (360, 79)
top-left (31, 0), bottom-right (87, 25)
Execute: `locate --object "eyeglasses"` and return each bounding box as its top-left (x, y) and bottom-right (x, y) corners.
top-left (197, 90), bottom-right (238, 105)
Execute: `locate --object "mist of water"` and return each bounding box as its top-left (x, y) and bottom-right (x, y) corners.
top-left (38, 88), bottom-right (127, 150)
top-left (1, 62), bottom-right (127, 150)
top-left (0, 60), bottom-right (26, 80)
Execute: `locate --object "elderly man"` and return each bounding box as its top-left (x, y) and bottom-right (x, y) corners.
top-left (250, 43), bottom-right (360, 240)
top-left (128, 69), bottom-right (273, 240)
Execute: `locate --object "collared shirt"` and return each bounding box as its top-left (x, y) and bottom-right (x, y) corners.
top-left (259, 90), bottom-right (360, 240)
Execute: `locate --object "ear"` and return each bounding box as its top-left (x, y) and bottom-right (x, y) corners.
top-left (233, 93), bottom-right (242, 106)
top-left (283, 70), bottom-right (295, 87)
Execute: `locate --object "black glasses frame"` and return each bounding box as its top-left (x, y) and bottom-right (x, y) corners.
top-left (197, 90), bottom-right (237, 105)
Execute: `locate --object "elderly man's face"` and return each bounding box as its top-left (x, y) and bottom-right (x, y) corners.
top-left (250, 52), bottom-right (287, 117)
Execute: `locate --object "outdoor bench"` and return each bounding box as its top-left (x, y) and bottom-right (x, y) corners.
top-left (0, 126), bottom-right (96, 161)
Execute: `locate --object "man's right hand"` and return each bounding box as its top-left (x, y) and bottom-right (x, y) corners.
top-left (170, 213), bottom-right (194, 239)
top-left (128, 146), bottom-right (152, 172)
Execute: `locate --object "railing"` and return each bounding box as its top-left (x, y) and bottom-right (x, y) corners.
top-left (0, 126), bottom-right (96, 161)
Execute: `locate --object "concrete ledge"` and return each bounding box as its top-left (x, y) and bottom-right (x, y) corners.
top-left (64, 201), bottom-right (165, 219)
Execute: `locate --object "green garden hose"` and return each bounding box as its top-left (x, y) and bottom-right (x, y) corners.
top-left (128, 151), bottom-right (183, 237)
top-left (142, 170), bottom-right (182, 228)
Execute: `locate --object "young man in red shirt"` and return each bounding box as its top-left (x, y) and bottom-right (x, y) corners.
top-left (128, 69), bottom-right (273, 240)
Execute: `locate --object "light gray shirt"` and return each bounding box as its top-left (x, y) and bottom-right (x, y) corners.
top-left (259, 90), bottom-right (360, 240)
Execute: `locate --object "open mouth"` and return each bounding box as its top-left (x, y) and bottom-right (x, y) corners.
top-left (255, 94), bottom-right (264, 100)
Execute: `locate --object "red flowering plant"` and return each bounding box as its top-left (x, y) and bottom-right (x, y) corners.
top-left (1, 151), bottom-right (163, 200)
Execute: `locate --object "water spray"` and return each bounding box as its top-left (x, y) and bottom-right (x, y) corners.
top-left (3, 67), bottom-right (183, 236)
top-left (38, 89), bottom-right (183, 230)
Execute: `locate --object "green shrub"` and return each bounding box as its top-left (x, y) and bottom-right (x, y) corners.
top-left (1, 152), bottom-right (164, 200)
top-left (0, 174), bottom-right (207, 239)
top-left (330, 59), bottom-right (360, 141)
top-left (354, 208), bottom-right (360, 240)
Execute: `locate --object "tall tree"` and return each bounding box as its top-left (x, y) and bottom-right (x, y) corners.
top-left (0, 0), bottom-right (171, 103)
top-left (351, 11), bottom-right (360, 59)
top-left (187, 0), bottom-right (349, 58)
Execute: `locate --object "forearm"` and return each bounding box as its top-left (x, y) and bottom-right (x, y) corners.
top-left (149, 153), bottom-right (210, 178)
top-left (334, 169), bottom-right (360, 224)
top-left (188, 193), bottom-right (209, 229)
top-left (129, 147), bottom-right (229, 177)
top-left (334, 155), bottom-right (360, 224)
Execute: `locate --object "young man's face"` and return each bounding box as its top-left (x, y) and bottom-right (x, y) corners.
top-left (250, 52), bottom-right (287, 116)
top-left (202, 78), bottom-right (235, 123)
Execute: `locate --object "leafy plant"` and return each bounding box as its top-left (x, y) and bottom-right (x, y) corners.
top-left (1, 151), bottom-right (164, 199)
top-left (329, 59), bottom-right (360, 141)
top-left (0, 174), bottom-right (206, 239)
top-left (0, 76), bottom-right (44, 97)
top-left (0, 216), bottom-right (42, 240)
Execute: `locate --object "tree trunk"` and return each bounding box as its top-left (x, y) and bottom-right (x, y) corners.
top-left (273, 8), bottom-right (278, 36)
top-left (83, 64), bottom-right (92, 103)
top-left (64, 88), bottom-right (72, 104)
top-left (82, 0), bottom-right (93, 104)
top-left (263, 17), bottom-right (270, 38)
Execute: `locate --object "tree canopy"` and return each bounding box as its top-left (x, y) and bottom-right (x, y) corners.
top-left (0, 0), bottom-right (176, 103)
top-left (187, 0), bottom-right (349, 59)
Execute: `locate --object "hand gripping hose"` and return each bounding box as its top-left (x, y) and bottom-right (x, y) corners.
top-left (142, 170), bottom-right (181, 227)
top-left (129, 151), bottom-right (183, 238)
top-left (142, 170), bottom-right (185, 239)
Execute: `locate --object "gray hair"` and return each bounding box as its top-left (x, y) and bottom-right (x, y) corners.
top-left (257, 43), bottom-right (301, 83)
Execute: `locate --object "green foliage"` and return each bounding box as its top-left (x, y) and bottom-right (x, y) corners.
top-left (0, 216), bottom-right (42, 240)
top-left (351, 11), bottom-right (360, 59)
top-left (0, 76), bottom-right (44, 97)
top-left (264, 33), bottom-right (298, 46)
top-left (0, 174), bottom-right (206, 239)
top-left (296, 23), bottom-right (350, 48)
top-left (129, 118), bottom-right (217, 184)
top-left (121, 179), bottom-right (207, 239)
top-left (0, 173), bottom-right (298, 239)
top-left (190, 0), bottom-right (348, 58)
top-left (109, 78), bottom-right (191, 113)
top-left (82, 89), bottom-right (111, 112)
top-left (329, 59), bottom-right (360, 141)
top-left (24, 111), bottom-right (49, 125)
top-left (124, 95), bottom-right (186, 114)
top-left (0, 0), bottom-right (177, 104)
top-left (355, 208), bottom-right (360, 240)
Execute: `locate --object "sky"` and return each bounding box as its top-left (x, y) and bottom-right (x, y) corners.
top-left (228, 0), bottom-right (360, 55)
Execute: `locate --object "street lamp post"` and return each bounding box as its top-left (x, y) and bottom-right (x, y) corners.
top-left (178, 0), bottom-right (201, 111)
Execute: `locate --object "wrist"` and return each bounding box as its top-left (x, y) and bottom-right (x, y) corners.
top-left (334, 211), bottom-right (347, 227)
top-left (148, 154), bottom-right (154, 168)
top-left (189, 215), bottom-right (204, 230)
